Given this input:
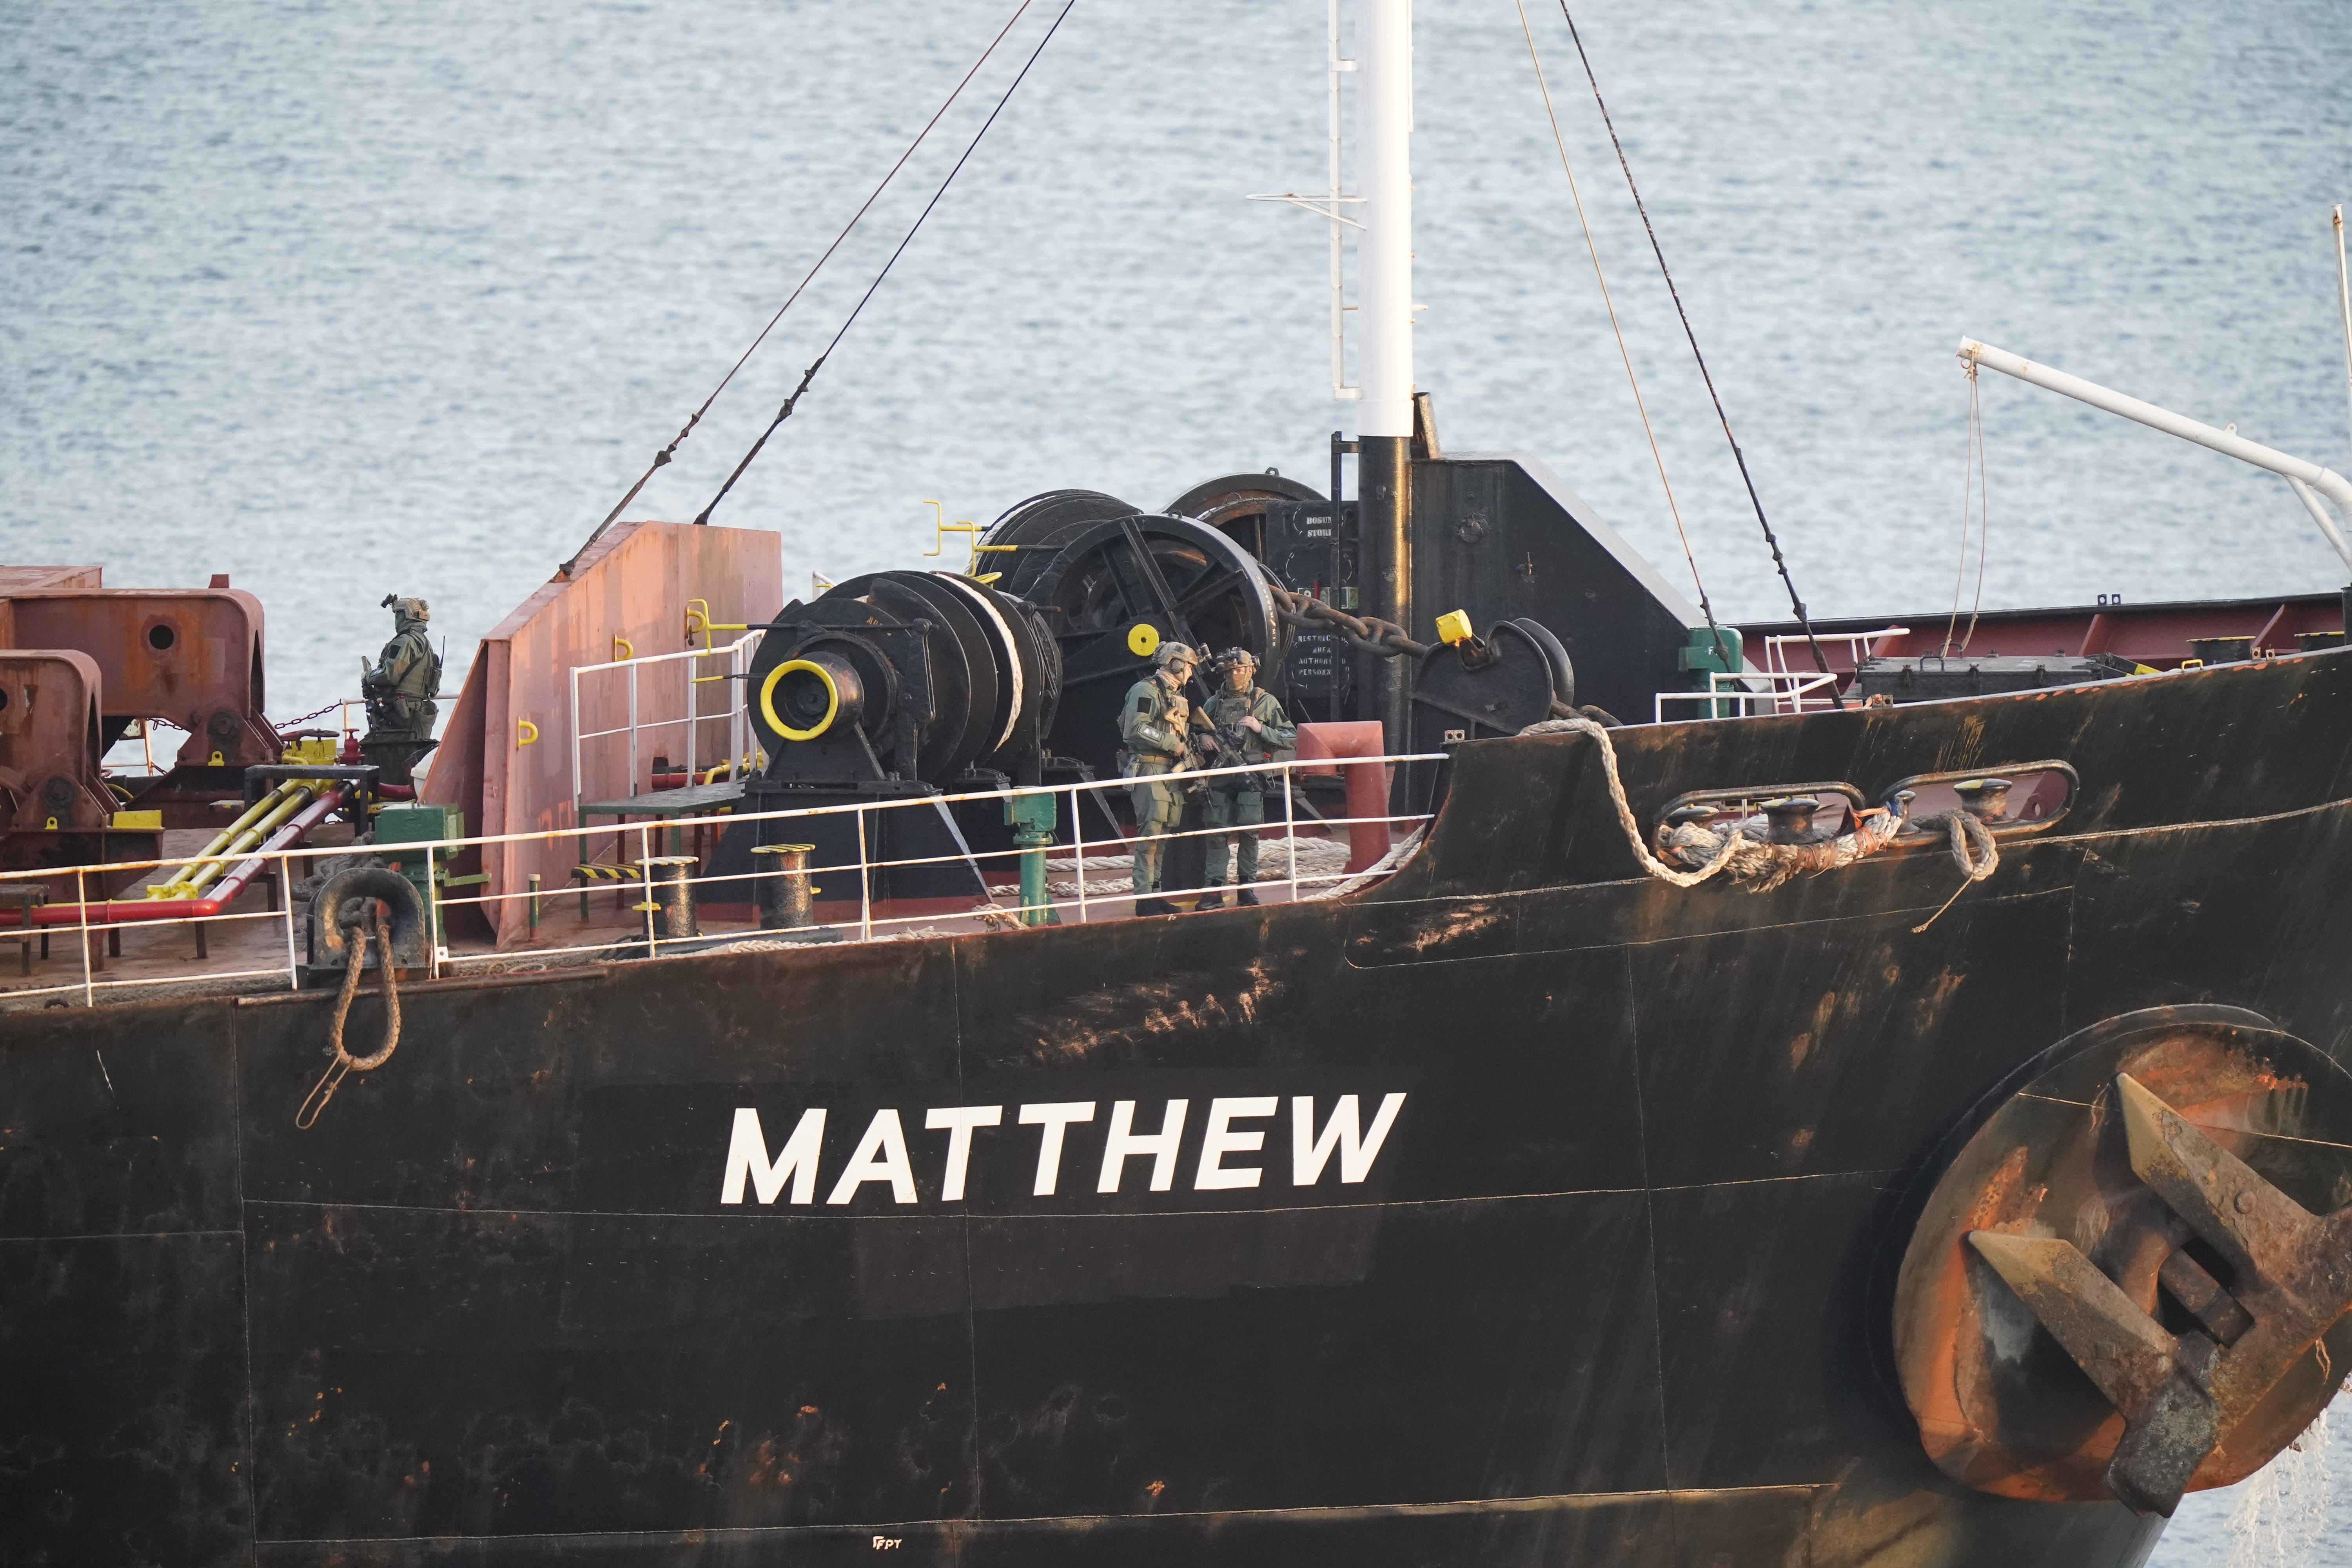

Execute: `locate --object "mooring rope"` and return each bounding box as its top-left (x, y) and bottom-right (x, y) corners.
top-left (296, 903), bottom-right (404, 1129)
top-left (1516, 715), bottom-right (1997, 906)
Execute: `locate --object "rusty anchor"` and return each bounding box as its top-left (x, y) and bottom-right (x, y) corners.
top-left (1966, 1073), bottom-right (2352, 1515)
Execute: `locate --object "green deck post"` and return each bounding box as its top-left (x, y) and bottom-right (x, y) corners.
top-left (1677, 625), bottom-right (1745, 719)
top-left (1005, 790), bottom-right (1059, 927)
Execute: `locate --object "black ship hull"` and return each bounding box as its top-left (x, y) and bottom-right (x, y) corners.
top-left (9, 646), bottom-right (2352, 1565)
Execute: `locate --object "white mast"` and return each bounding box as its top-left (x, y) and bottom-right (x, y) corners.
top-left (1356, 0), bottom-right (1415, 439)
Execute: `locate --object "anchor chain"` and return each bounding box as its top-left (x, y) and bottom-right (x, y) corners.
top-left (1265, 585), bottom-right (1606, 723)
top-left (1266, 583), bottom-right (1428, 661)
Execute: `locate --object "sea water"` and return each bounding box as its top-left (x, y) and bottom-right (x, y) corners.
top-left (1, 2), bottom-right (2348, 1556)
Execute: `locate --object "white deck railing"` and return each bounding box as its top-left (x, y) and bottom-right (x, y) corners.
top-left (1655, 626), bottom-right (1911, 721)
top-left (0, 753), bottom-right (1441, 1008)
top-left (569, 629), bottom-right (765, 810)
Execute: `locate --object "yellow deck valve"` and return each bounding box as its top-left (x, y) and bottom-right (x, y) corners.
top-left (1434, 609), bottom-right (1475, 646)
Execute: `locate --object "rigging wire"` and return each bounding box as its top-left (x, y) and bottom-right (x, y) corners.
top-left (1553, 2), bottom-right (1845, 706)
top-left (694, 1), bottom-right (1076, 528)
top-left (1510, 0), bottom-right (1731, 673)
top-left (1942, 362), bottom-right (1991, 656)
top-left (558, 0), bottom-right (1039, 576)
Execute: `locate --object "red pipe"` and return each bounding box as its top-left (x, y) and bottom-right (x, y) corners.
top-left (0, 784), bottom-right (352, 928)
top-left (1294, 721), bottom-right (1395, 873)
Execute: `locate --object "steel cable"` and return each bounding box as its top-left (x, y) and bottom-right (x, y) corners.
top-left (1511, 0), bottom-right (1730, 674)
top-left (1553, 2), bottom-right (1845, 706)
top-left (693, 1), bottom-right (1077, 527)
top-left (559, 0), bottom-right (1040, 574)
top-left (1942, 363), bottom-right (1991, 656)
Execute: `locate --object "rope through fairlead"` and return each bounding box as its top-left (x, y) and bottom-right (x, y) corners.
top-left (1517, 715), bottom-right (1998, 908)
top-left (693, 0), bottom-right (1077, 528)
top-left (557, 0), bottom-right (1042, 575)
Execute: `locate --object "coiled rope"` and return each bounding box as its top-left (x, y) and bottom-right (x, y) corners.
top-left (296, 902), bottom-right (403, 1130)
top-left (1516, 715), bottom-right (1996, 912)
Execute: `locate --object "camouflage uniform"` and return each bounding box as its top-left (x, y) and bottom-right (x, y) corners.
top-left (361, 596), bottom-right (442, 742)
top-left (1118, 644), bottom-right (1201, 905)
top-left (1200, 651), bottom-right (1297, 900)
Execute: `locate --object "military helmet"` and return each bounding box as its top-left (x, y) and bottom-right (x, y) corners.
top-left (1152, 641), bottom-right (1199, 670)
top-left (1209, 646), bottom-right (1258, 674)
top-left (380, 594), bottom-right (430, 623)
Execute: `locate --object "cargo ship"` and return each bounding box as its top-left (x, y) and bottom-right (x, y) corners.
top-left (5, 4), bottom-right (2352, 1563)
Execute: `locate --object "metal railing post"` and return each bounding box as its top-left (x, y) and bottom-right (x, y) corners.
top-left (627, 665), bottom-right (641, 794)
top-left (569, 664), bottom-right (583, 824)
top-left (1071, 782), bottom-right (1089, 923)
top-left (638, 825), bottom-right (656, 952)
top-left (281, 850), bottom-right (300, 989)
top-left (76, 868), bottom-right (93, 1006)
top-left (1285, 763), bottom-right (1301, 904)
top-left (425, 844), bottom-right (443, 978)
top-left (855, 807), bottom-right (872, 942)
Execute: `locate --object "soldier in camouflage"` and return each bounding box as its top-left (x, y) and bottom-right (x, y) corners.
top-left (1198, 647), bottom-right (1297, 908)
top-left (1118, 641), bottom-right (1208, 916)
top-left (361, 595), bottom-right (443, 743)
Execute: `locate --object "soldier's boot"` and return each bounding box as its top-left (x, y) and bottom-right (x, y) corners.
top-left (1132, 838), bottom-right (1174, 916)
top-left (1233, 826), bottom-right (1260, 905)
top-left (1196, 832), bottom-right (1230, 909)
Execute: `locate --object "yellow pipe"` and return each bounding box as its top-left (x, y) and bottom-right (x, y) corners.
top-left (151, 786), bottom-right (287, 897)
top-left (155, 780), bottom-right (318, 897)
top-left (180, 782), bottom-right (316, 895)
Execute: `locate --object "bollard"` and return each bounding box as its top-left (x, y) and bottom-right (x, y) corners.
top-left (753, 843), bottom-right (817, 930)
top-left (641, 855), bottom-right (700, 946)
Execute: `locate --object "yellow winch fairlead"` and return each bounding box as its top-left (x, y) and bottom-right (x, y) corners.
top-left (760, 658), bottom-right (842, 742)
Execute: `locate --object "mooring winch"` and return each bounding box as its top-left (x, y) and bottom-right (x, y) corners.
top-left (745, 568), bottom-right (1059, 792)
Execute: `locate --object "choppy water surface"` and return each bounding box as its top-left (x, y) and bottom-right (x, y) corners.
top-left (3, 2), bottom-right (2350, 1557)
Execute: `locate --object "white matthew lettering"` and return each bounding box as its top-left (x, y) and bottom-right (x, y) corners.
top-left (720, 1107), bottom-right (827, 1205)
top-left (1018, 1101), bottom-right (1096, 1196)
top-left (1291, 1093), bottom-right (1406, 1185)
top-left (1097, 1098), bottom-right (1189, 1193)
top-left (1194, 1096), bottom-right (1278, 1190)
top-left (925, 1105), bottom-right (1004, 1202)
top-left (827, 1109), bottom-right (918, 1204)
